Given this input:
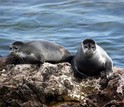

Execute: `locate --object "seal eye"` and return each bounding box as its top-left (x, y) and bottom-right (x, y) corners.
top-left (84, 45), bottom-right (88, 49)
top-left (92, 46), bottom-right (95, 49)
top-left (10, 47), bottom-right (12, 50)
top-left (91, 46), bottom-right (96, 51)
top-left (14, 47), bottom-right (19, 50)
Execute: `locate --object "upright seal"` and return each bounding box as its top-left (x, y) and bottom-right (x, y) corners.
top-left (72, 39), bottom-right (113, 77)
top-left (10, 40), bottom-right (72, 64)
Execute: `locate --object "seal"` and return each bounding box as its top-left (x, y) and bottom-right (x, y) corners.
top-left (72, 39), bottom-right (113, 77)
top-left (10, 40), bottom-right (73, 64)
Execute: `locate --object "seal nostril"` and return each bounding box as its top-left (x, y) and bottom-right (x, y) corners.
top-left (10, 51), bottom-right (14, 55)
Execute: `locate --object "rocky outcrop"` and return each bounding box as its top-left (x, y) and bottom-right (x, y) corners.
top-left (0, 56), bottom-right (124, 107)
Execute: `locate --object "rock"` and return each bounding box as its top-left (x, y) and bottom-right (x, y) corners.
top-left (0, 56), bottom-right (124, 107)
top-left (0, 57), bottom-right (7, 71)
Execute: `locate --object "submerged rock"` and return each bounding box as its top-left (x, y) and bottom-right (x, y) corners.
top-left (0, 56), bottom-right (124, 107)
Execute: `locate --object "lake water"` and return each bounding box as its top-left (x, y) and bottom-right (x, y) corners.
top-left (0, 0), bottom-right (124, 67)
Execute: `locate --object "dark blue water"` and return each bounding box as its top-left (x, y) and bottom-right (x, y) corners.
top-left (0, 0), bottom-right (124, 67)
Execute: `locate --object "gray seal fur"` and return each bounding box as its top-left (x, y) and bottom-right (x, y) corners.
top-left (72, 39), bottom-right (113, 77)
top-left (10, 40), bottom-right (72, 64)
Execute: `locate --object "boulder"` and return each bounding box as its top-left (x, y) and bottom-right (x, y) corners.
top-left (0, 56), bottom-right (124, 107)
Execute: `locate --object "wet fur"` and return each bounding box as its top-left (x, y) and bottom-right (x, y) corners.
top-left (10, 40), bottom-right (73, 64)
top-left (72, 39), bottom-right (113, 77)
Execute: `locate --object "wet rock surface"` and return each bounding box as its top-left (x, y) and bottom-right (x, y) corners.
top-left (0, 56), bottom-right (124, 107)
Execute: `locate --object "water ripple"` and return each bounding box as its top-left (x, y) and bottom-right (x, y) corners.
top-left (0, 1), bottom-right (124, 67)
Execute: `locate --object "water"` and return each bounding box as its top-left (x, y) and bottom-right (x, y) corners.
top-left (0, 0), bottom-right (124, 67)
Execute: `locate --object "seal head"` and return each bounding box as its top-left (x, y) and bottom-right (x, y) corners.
top-left (10, 41), bottom-right (24, 55)
top-left (82, 39), bottom-right (96, 58)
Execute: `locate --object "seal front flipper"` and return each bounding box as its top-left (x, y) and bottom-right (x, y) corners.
top-left (100, 60), bottom-right (113, 88)
top-left (104, 60), bottom-right (113, 77)
top-left (71, 58), bottom-right (88, 79)
top-left (33, 54), bottom-right (45, 68)
top-left (36, 53), bottom-right (45, 64)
